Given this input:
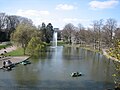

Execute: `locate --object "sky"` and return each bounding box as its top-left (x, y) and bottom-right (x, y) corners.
top-left (0, 0), bottom-right (120, 29)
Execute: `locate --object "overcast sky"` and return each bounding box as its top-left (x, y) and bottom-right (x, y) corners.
top-left (0, 0), bottom-right (120, 29)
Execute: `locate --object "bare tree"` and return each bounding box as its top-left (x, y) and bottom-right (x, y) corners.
top-left (0, 13), bottom-right (6, 31)
top-left (91, 19), bottom-right (103, 50)
top-left (115, 28), bottom-right (120, 40)
top-left (85, 28), bottom-right (94, 44)
top-left (5, 15), bottom-right (20, 40)
top-left (73, 24), bottom-right (81, 44)
top-left (62, 23), bottom-right (75, 44)
top-left (103, 18), bottom-right (117, 47)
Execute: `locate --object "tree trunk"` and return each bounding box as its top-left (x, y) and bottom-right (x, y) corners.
top-left (23, 47), bottom-right (26, 55)
top-left (22, 43), bottom-right (26, 55)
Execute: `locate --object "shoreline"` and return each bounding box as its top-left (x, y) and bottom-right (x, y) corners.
top-left (0, 56), bottom-right (30, 69)
top-left (102, 49), bottom-right (120, 63)
top-left (64, 44), bottom-right (102, 53)
top-left (64, 45), bottom-right (120, 62)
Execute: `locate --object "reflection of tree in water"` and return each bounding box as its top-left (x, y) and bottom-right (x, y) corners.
top-left (63, 47), bottom-right (84, 60)
top-left (62, 47), bottom-right (71, 60)
top-left (12, 63), bottom-right (40, 87)
top-left (113, 61), bottom-right (120, 89)
top-left (33, 51), bottom-right (47, 60)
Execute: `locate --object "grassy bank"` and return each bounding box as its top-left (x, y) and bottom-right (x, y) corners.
top-left (49, 41), bottom-right (65, 46)
top-left (0, 44), bottom-right (12, 49)
top-left (63, 44), bottom-right (80, 47)
top-left (57, 41), bottom-right (65, 46)
top-left (4, 44), bottom-right (101, 56)
top-left (5, 48), bottom-right (24, 56)
top-left (81, 47), bottom-right (102, 54)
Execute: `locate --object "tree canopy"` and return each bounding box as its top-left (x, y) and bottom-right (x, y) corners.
top-left (40, 22), bottom-right (54, 43)
top-left (27, 37), bottom-right (47, 56)
top-left (11, 23), bottom-right (40, 55)
top-left (0, 12), bottom-right (33, 42)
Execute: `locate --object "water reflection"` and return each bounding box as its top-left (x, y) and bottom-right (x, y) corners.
top-left (0, 46), bottom-right (116, 89)
top-left (12, 62), bottom-right (40, 87)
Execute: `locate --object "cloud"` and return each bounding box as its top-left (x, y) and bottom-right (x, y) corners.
top-left (56, 4), bottom-right (76, 10)
top-left (16, 9), bottom-right (49, 17)
top-left (89, 0), bottom-right (119, 9)
top-left (33, 17), bottom-right (56, 25)
top-left (15, 9), bottom-right (51, 26)
top-left (62, 18), bottom-right (90, 23)
top-left (63, 18), bottom-right (79, 23)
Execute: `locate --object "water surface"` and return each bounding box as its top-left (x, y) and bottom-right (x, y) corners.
top-left (0, 46), bottom-right (116, 90)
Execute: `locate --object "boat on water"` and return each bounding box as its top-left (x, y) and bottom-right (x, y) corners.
top-left (20, 60), bottom-right (31, 65)
top-left (71, 72), bottom-right (82, 77)
top-left (2, 60), bottom-right (15, 71)
top-left (2, 66), bottom-right (12, 71)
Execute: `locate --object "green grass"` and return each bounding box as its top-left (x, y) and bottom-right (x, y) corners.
top-left (0, 44), bottom-right (12, 49)
top-left (5, 48), bottom-right (25, 56)
top-left (57, 41), bottom-right (65, 46)
top-left (49, 41), bottom-right (65, 46)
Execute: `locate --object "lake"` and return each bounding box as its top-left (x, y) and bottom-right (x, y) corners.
top-left (0, 46), bottom-right (116, 90)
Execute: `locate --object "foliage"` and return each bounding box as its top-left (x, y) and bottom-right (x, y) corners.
top-left (108, 40), bottom-right (120, 60)
top-left (107, 40), bottom-right (120, 88)
top-left (112, 62), bottom-right (120, 88)
top-left (46, 23), bottom-right (54, 43)
top-left (11, 23), bottom-right (40, 55)
top-left (40, 23), bottom-right (54, 43)
top-left (27, 37), bottom-right (47, 56)
top-left (0, 31), bottom-right (8, 42)
top-left (0, 12), bottom-right (33, 42)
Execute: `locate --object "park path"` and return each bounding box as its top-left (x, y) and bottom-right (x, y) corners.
top-left (0, 46), bottom-right (17, 55)
top-left (0, 56), bottom-right (29, 69)
top-left (0, 46), bottom-right (30, 69)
